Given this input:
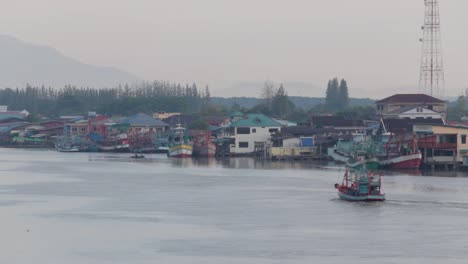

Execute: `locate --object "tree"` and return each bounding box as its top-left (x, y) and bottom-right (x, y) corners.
top-left (230, 102), bottom-right (241, 112)
top-left (204, 85), bottom-right (211, 105)
top-left (325, 77), bottom-right (349, 112)
top-left (338, 79), bottom-right (350, 110)
top-left (271, 84), bottom-right (295, 118)
top-left (325, 78), bottom-right (339, 111)
top-left (188, 118), bottom-right (209, 130)
top-left (261, 80), bottom-right (276, 111)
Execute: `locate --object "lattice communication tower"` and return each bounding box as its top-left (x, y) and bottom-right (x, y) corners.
top-left (419, 0), bottom-right (445, 97)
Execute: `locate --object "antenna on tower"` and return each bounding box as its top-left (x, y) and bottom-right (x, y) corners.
top-left (419, 0), bottom-right (445, 98)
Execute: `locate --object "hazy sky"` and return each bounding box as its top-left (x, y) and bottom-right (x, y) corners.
top-left (1, 0), bottom-right (467, 98)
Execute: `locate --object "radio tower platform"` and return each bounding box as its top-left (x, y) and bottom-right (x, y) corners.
top-left (419, 0), bottom-right (445, 98)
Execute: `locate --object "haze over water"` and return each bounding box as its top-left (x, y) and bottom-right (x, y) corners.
top-left (1, 148), bottom-right (468, 264)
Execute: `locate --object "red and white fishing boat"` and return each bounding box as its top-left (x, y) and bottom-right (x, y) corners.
top-left (376, 133), bottom-right (421, 169)
top-left (191, 130), bottom-right (216, 157)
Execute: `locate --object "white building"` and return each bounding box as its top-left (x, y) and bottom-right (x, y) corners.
top-left (225, 114), bottom-right (282, 154)
top-left (396, 106), bottom-right (444, 121)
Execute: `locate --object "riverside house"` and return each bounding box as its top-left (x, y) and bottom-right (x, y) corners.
top-left (414, 124), bottom-right (468, 167)
top-left (223, 114), bottom-right (282, 154)
top-left (376, 94), bottom-right (447, 120)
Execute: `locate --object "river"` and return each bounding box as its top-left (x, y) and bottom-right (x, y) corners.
top-left (1, 148), bottom-right (467, 264)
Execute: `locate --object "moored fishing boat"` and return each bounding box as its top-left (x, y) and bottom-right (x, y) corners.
top-left (376, 133), bottom-right (421, 169)
top-left (98, 134), bottom-right (130, 152)
top-left (347, 157), bottom-right (379, 171)
top-left (191, 130), bottom-right (216, 157)
top-left (335, 168), bottom-right (385, 202)
top-left (55, 136), bottom-right (82, 152)
top-left (168, 125), bottom-right (193, 158)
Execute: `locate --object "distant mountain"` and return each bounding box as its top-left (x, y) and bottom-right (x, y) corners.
top-left (211, 96), bottom-right (375, 110)
top-left (0, 35), bottom-right (140, 88)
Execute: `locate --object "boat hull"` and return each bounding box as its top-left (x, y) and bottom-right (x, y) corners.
top-left (98, 144), bottom-right (130, 152)
top-left (347, 158), bottom-right (379, 170)
top-left (379, 153), bottom-right (422, 169)
top-left (194, 144), bottom-right (216, 157)
top-left (56, 147), bottom-right (80, 152)
top-left (338, 191), bottom-right (386, 202)
top-left (169, 144), bottom-right (193, 158)
top-left (328, 147), bottom-right (350, 163)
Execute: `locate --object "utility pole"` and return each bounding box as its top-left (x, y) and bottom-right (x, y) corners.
top-left (419, 0), bottom-right (445, 98)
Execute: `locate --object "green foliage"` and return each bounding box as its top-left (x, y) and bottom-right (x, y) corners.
top-left (188, 119), bottom-right (209, 130)
top-left (325, 78), bottom-right (339, 110)
top-left (447, 95), bottom-right (468, 121)
top-left (249, 84), bottom-right (301, 120)
top-left (335, 106), bottom-right (376, 120)
top-left (0, 82), bottom-right (204, 117)
top-left (199, 104), bottom-right (229, 116)
top-left (338, 79), bottom-right (350, 109)
top-left (325, 78), bottom-right (350, 111)
top-left (25, 113), bottom-right (40, 123)
top-left (270, 84), bottom-right (295, 117)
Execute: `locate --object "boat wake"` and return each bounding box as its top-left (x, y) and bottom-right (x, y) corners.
top-left (384, 199), bottom-right (468, 210)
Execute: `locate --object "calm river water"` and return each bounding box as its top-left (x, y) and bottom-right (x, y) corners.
top-left (1, 148), bottom-right (468, 264)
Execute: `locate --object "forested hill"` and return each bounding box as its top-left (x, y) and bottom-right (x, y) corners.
top-left (211, 96), bottom-right (375, 110)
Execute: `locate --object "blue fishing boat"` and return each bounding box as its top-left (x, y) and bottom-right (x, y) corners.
top-left (335, 168), bottom-right (385, 201)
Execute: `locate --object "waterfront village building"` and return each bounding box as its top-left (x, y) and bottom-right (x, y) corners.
top-left (309, 116), bottom-right (367, 134)
top-left (120, 113), bottom-right (169, 134)
top-left (385, 106), bottom-right (445, 121)
top-left (414, 124), bottom-right (468, 164)
top-left (376, 94), bottom-right (447, 121)
top-left (224, 113), bottom-right (282, 154)
top-left (0, 105), bottom-right (30, 121)
top-left (153, 111), bottom-right (180, 120)
top-left (66, 119), bottom-right (89, 135)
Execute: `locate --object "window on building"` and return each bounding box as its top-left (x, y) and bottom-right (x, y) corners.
top-left (252, 128), bottom-right (256, 133)
top-left (80, 127), bottom-right (87, 132)
top-left (428, 105), bottom-right (433, 110)
top-left (377, 105), bottom-right (384, 111)
top-left (239, 142), bottom-right (249, 148)
top-left (462, 135), bottom-right (467, 144)
top-left (269, 128), bottom-right (279, 133)
top-left (237, 127), bottom-right (250, 134)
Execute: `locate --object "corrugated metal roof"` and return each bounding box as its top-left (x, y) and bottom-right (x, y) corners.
top-left (229, 114), bottom-right (282, 127)
top-left (0, 112), bottom-right (24, 121)
top-left (376, 94), bottom-right (445, 104)
top-left (120, 113), bottom-right (169, 127)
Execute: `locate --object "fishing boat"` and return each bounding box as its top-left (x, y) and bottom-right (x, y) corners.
top-left (55, 143), bottom-right (80, 152)
top-left (335, 168), bottom-right (385, 202)
top-left (347, 156), bottom-right (379, 170)
top-left (153, 134), bottom-right (170, 153)
top-left (98, 134), bottom-right (130, 152)
top-left (191, 130), bottom-right (216, 157)
top-left (168, 125), bottom-right (193, 158)
top-left (330, 134), bottom-right (379, 170)
top-left (329, 132), bottom-right (421, 170)
top-left (130, 153), bottom-right (145, 159)
top-left (55, 136), bottom-right (82, 152)
top-left (376, 133), bottom-right (421, 169)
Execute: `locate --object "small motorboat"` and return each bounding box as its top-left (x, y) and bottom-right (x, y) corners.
top-left (335, 167), bottom-right (385, 202)
top-left (130, 154), bottom-right (145, 159)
